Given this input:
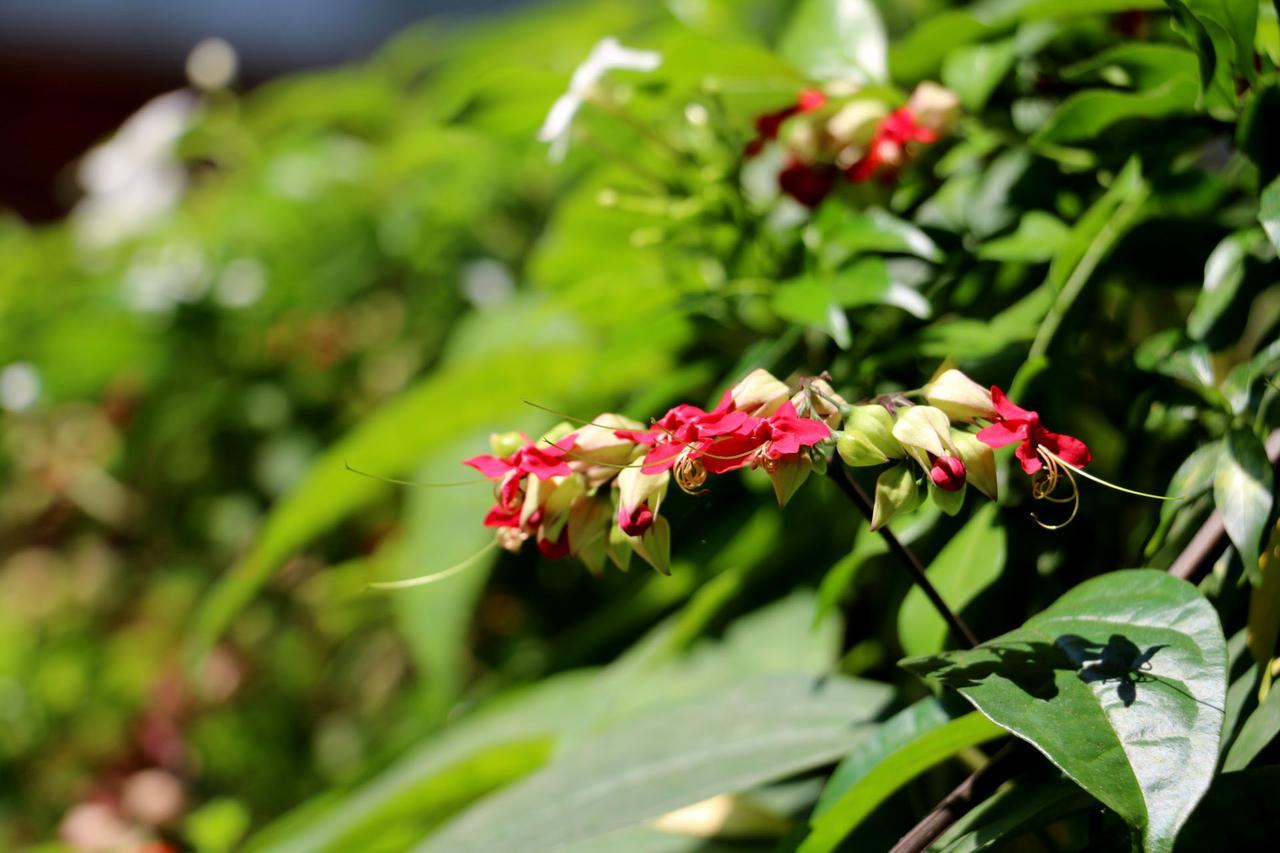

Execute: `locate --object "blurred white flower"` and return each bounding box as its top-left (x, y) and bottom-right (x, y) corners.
top-left (72, 90), bottom-right (198, 251)
top-left (0, 362), bottom-right (40, 412)
top-left (537, 37), bottom-right (661, 162)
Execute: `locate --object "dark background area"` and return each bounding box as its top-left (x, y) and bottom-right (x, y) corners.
top-left (0, 0), bottom-right (527, 221)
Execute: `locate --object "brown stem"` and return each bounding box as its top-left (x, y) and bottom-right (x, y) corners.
top-left (826, 465), bottom-right (980, 649)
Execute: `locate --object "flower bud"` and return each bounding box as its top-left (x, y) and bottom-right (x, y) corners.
top-left (891, 405), bottom-right (955, 470)
top-left (731, 368), bottom-right (791, 417)
top-left (827, 99), bottom-right (888, 151)
top-left (836, 405), bottom-right (902, 466)
top-left (489, 430), bottom-right (526, 459)
top-left (618, 501), bottom-right (655, 537)
top-left (906, 82), bottom-right (961, 137)
top-left (539, 421), bottom-right (576, 447)
top-left (569, 412), bottom-right (645, 488)
top-left (617, 465), bottom-right (669, 520)
top-left (768, 454), bottom-right (812, 507)
top-left (952, 430), bottom-right (998, 500)
top-left (930, 455), bottom-right (966, 491)
top-left (634, 515), bottom-right (671, 575)
top-left (923, 368), bottom-right (996, 422)
top-left (567, 496), bottom-right (610, 574)
top-left (871, 464), bottom-right (921, 530)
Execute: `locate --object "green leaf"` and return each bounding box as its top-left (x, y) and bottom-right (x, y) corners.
top-left (1034, 45), bottom-right (1199, 144)
top-left (1187, 230), bottom-right (1262, 340)
top-left (1214, 428), bottom-right (1274, 582)
top-left (811, 206), bottom-right (943, 266)
top-left (1260, 175), bottom-right (1280, 254)
top-left (1222, 336), bottom-right (1280, 413)
top-left (1145, 439), bottom-right (1223, 557)
top-left (899, 503), bottom-right (1006, 658)
top-left (779, 0), bottom-right (887, 83)
top-left (931, 779), bottom-right (1094, 853)
top-left (1223, 663), bottom-right (1280, 770)
top-left (798, 712), bottom-right (1006, 853)
top-left (1164, 0), bottom-right (1259, 108)
top-left (977, 211), bottom-right (1070, 263)
top-left (415, 674), bottom-right (894, 852)
top-left (903, 570), bottom-right (1227, 853)
top-left (942, 38), bottom-right (1017, 111)
top-left (1173, 767), bottom-right (1280, 850)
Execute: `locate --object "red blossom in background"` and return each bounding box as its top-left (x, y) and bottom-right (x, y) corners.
top-left (744, 87), bottom-right (828, 158)
top-left (846, 106), bottom-right (939, 183)
top-left (976, 387), bottom-right (1091, 475)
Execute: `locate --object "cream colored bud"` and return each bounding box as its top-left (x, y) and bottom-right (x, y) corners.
top-left (952, 430), bottom-right (998, 500)
top-left (569, 412), bottom-right (645, 488)
top-left (923, 368), bottom-right (996, 422)
top-left (891, 405), bottom-right (956, 470)
top-left (731, 368), bottom-right (791, 417)
top-left (616, 465), bottom-right (668, 516)
top-left (827, 99), bottom-right (888, 147)
top-left (906, 82), bottom-right (961, 137)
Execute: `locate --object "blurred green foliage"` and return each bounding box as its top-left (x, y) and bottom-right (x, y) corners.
top-left (2, 0), bottom-right (1280, 850)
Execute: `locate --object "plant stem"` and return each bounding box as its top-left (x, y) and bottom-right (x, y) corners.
top-left (825, 465), bottom-right (980, 649)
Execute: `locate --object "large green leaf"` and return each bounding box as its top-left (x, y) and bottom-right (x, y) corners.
top-left (1214, 427), bottom-right (1274, 583)
top-left (1187, 230), bottom-right (1265, 340)
top-left (903, 570), bottom-right (1227, 852)
top-left (415, 674), bottom-right (894, 852)
top-left (899, 503), bottom-right (1006, 657)
top-left (778, 0), bottom-right (886, 83)
top-left (799, 709), bottom-right (1006, 853)
top-left (1164, 0), bottom-right (1258, 112)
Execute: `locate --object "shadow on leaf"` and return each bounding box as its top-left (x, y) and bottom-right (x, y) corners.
top-left (905, 634), bottom-right (1168, 708)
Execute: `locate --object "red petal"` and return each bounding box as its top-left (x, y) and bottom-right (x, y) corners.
top-left (797, 88), bottom-right (827, 112)
top-left (518, 445), bottom-right (573, 479)
top-left (464, 455), bottom-right (514, 478)
top-left (702, 435), bottom-right (763, 474)
top-left (640, 442), bottom-right (684, 474)
top-left (976, 421), bottom-right (1027, 449)
top-left (989, 386), bottom-right (1036, 423)
top-left (483, 505), bottom-right (521, 528)
top-left (1015, 441), bottom-right (1043, 475)
top-left (1042, 430), bottom-right (1091, 469)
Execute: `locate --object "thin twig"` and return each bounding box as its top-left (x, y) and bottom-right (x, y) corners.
top-left (825, 465), bottom-right (980, 649)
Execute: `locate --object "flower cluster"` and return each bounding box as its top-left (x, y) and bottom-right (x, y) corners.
top-left (464, 369), bottom-right (837, 573)
top-left (463, 367), bottom-right (1094, 573)
top-left (745, 82), bottom-right (961, 207)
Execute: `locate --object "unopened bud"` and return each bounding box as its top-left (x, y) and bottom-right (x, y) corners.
top-left (906, 82), bottom-right (961, 137)
top-left (871, 464), bottom-right (921, 530)
top-left (731, 368), bottom-right (791, 417)
top-left (634, 515), bottom-right (671, 575)
top-left (489, 431), bottom-right (525, 458)
top-left (930, 455), bottom-right (966, 491)
top-left (923, 368), bottom-right (995, 422)
top-left (837, 405), bottom-right (902, 466)
top-left (769, 454), bottom-right (812, 507)
top-left (891, 405), bottom-right (955, 470)
top-left (952, 430), bottom-right (998, 500)
top-left (792, 378), bottom-right (849, 427)
top-left (827, 99), bottom-right (887, 149)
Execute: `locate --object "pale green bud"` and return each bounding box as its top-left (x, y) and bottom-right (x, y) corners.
top-left (769, 454), bottom-right (812, 507)
top-left (836, 405), bottom-right (902, 466)
top-left (489, 430), bottom-right (525, 458)
top-left (892, 405), bottom-right (955, 471)
top-left (731, 368), bottom-right (791, 417)
top-left (928, 479), bottom-right (966, 516)
top-left (871, 464), bottom-right (921, 530)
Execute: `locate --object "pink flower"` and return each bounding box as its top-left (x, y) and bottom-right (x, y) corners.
top-left (619, 391), bottom-right (749, 475)
top-left (463, 437), bottom-right (574, 481)
top-left (976, 387), bottom-right (1091, 475)
top-left (618, 501), bottom-right (655, 537)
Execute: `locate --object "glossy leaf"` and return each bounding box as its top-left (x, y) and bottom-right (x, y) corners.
top-left (1187, 230), bottom-right (1263, 340)
top-left (931, 779), bottom-right (1093, 853)
top-left (1145, 439), bottom-right (1222, 557)
top-left (903, 570), bottom-right (1227, 852)
top-left (416, 674), bottom-right (894, 852)
top-left (1214, 427), bottom-right (1274, 583)
top-left (942, 38), bottom-right (1016, 111)
top-left (778, 0), bottom-right (886, 83)
top-left (899, 503), bottom-right (1006, 658)
top-left (1262, 174), bottom-right (1280, 253)
top-left (977, 211), bottom-right (1070, 264)
top-left (1223, 664), bottom-right (1280, 771)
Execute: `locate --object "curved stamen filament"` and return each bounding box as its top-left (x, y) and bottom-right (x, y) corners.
top-left (368, 540), bottom-right (499, 590)
top-left (1042, 448), bottom-right (1185, 501)
top-left (1030, 447), bottom-right (1080, 529)
top-left (345, 462), bottom-right (490, 488)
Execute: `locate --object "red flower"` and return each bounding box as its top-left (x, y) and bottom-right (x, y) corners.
top-left (464, 438), bottom-right (574, 481)
top-left (976, 387), bottom-right (1091, 475)
top-left (703, 401), bottom-right (831, 474)
top-left (620, 391), bottom-right (749, 475)
top-left (617, 501), bottom-right (655, 537)
top-left (846, 106), bottom-right (939, 183)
